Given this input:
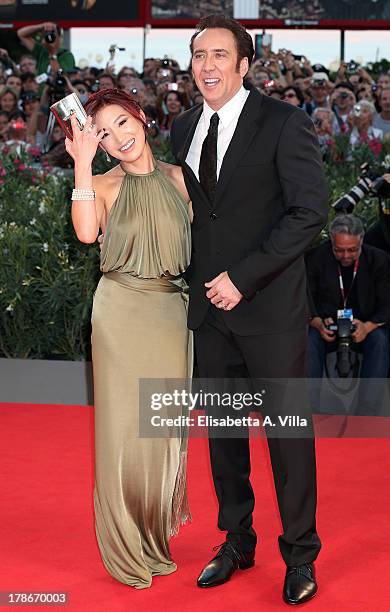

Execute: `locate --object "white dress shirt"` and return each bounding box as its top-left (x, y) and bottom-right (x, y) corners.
top-left (185, 86), bottom-right (250, 181)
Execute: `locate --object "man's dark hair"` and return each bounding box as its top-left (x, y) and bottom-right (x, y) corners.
top-left (334, 81), bottom-right (355, 93)
top-left (189, 14), bottom-right (254, 71)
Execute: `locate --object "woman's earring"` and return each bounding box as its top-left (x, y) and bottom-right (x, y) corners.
top-left (105, 151), bottom-right (111, 163)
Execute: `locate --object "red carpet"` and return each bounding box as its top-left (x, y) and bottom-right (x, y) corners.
top-left (1, 402), bottom-right (390, 611)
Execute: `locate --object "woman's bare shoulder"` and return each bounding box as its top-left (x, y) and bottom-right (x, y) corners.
top-left (93, 164), bottom-right (123, 183)
top-left (157, 160), bottom-right (189, 202)
top-left (92, 165), bottom-right (123, 191)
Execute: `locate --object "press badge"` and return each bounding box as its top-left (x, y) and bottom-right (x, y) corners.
top-left (337, 308), bottom-right (353, 320)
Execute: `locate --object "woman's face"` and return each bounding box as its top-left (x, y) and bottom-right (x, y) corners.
top-left (165, 92), bottom-right (181, 114)
top-left (282, 89), bottom-right (300, 106)
top-left (354, 105), bottom-right (373, 130)
top-left (94, 103), bottom-right (146, 162)
top-left (23, 99), bottom-right (39, 117)
top-left (357, 88), bottom-right (373, 101)
top-left (6, 76), bottom-right (22, 96)
top-left (0, 92), bottom-right (17, 113)
top-left (98, 76), bottom-right (115, 90)
top-left (51, 125), bottom-right (63, 142)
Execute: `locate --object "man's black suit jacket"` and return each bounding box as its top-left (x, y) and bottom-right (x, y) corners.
top-left (306, 241), bottom-right (390, 324)
top-left (170, 87), bottom-right (329, 334)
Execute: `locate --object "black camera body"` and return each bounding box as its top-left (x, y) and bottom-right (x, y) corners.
top-left (347, 60), bottom-right (360, 73)
top-left (326, 316), bottom-right (357, 378)
top-left (47, 68), bottom-right (67, 100)
top-left (44, 25), bottom-right (62, 44)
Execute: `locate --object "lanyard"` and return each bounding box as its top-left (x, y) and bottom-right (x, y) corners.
top-left (338, 259), bottom-right (359, 308)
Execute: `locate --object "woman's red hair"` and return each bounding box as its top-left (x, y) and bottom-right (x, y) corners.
top-left (84, 88), bottom-right (147, 131)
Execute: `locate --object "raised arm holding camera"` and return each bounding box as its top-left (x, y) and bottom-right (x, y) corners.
top-left (16, 22), bottom-right (75, 84)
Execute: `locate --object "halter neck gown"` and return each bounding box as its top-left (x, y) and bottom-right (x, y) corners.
top-left (91, 164), bottom-right (192, 589)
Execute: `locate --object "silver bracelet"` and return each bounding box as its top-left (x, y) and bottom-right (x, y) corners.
top-left (71, 188), bottom-right (96, 201)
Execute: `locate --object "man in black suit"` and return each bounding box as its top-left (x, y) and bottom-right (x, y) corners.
top-left (170, 15), bottom-right (328, 604)
top-left (306, 214), bottom-right (390, 411)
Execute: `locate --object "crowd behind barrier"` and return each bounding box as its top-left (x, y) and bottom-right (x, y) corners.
top-left (1, 23), bottom-right (390, 386)
top-left (0, 23), bottom-right (389, 162)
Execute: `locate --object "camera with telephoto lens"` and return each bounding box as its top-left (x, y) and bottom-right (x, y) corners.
top-left (333, 163), bottom-right (390, 214)
top-left (44, 25), bottom-right (62, 44)
top-left (326, 312), bottom-right (357, 378)
top-left (47, 68), bottom-right (67, 101)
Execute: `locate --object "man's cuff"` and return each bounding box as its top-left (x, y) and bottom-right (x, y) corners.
top-left (227, 268), bottom-right (255, 300)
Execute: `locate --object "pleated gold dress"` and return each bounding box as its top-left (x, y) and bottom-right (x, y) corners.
top-left (91, 165), bottom-right (192, 589)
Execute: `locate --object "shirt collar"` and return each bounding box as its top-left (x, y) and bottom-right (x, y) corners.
top-left (202, 86), bottom-right (248, 130)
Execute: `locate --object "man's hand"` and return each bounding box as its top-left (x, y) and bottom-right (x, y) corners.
top-left (310, 316), bottom-right (336, 342)
top-left (205, 271), bottom-right (243, 311)
top-left (352, 319), bottom-right (370, 343)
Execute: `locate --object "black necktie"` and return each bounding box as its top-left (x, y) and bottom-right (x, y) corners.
top-left (199, 112), bottom-right (219, 203)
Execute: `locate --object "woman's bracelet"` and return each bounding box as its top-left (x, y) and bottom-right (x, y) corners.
top-left (71, 188), bottom-right (96, 201)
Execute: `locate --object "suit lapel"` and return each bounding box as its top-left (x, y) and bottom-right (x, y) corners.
top-left (177, 104), bottom-right (203, 165)
top-left (213, 88), bottom-right (264, 208)
top-left (178, 104), bottom-right (212, 210)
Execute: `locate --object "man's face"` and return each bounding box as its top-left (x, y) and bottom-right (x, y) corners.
top-left (310, 82), bottom-right (327, 104)
top-left (23, 77), bottom-right (39, 93)
top-left (191, 28), bottom-right (248, 111)
top-left (98, 76), bottom-right (114, 90)
top-left (380, 89), bottom-right (390, 113)
top-left (335, 88), bottom-right (355, 111)
top-left (19, 57), bottom-right (37, 74)
top-left (331, 233), bottom-right (362, 267)
top-left (314, 110), bottom-right (331, 133)
top-left (378, 74), bottom-right (390, 90)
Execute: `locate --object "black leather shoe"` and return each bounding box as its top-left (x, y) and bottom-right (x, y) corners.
top-left (197, 541), bottom-right (255, 588)
top-left (283, 562), bottom-right (317, 605)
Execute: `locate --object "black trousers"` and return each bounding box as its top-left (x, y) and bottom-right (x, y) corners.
top-left (194, 306), bottom-right (321, 566)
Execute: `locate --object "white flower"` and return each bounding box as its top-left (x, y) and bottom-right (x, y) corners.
top-left (22, 278), bottom-right (31, 286)
top-left (6, 303), bottom-right (14, 312)
top-left (30, 218), bottom-right (37, 226)
top-left (38, 202), bottom-right (46, 214)
top-left (9, 221), bottom-right (16, 228)
top-left (382, 154), bottom-right (390, 168)
top-left (42, 242), bottom-right (49, 252)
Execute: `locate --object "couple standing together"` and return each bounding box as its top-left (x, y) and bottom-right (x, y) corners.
top-left (67, 15), bottom-right (328, 606)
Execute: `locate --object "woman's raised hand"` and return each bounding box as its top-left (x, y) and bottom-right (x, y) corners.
top-left (65, 114), bottom-right (105, 166)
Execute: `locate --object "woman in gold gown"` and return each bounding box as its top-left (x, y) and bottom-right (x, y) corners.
top-left (65, 88), bottom-right (192, 589)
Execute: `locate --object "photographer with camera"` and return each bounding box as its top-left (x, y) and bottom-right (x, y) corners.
top-left (312, 107), bottom-right (336, 158)
top-left (303, 70), bottom-right (331, 115)
top-left (330, 82), bottom-right (356, 134)
top-left (16, 22), bottom-right (75, 88)
top-left (306, 215), bottom-right (390, 408)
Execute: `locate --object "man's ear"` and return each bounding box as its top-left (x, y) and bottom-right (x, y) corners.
top-left (240, 57), bottom-right (249, 78)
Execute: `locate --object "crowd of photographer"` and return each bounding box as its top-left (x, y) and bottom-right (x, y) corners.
top-left (0, 22), bottom-right (390, 165)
